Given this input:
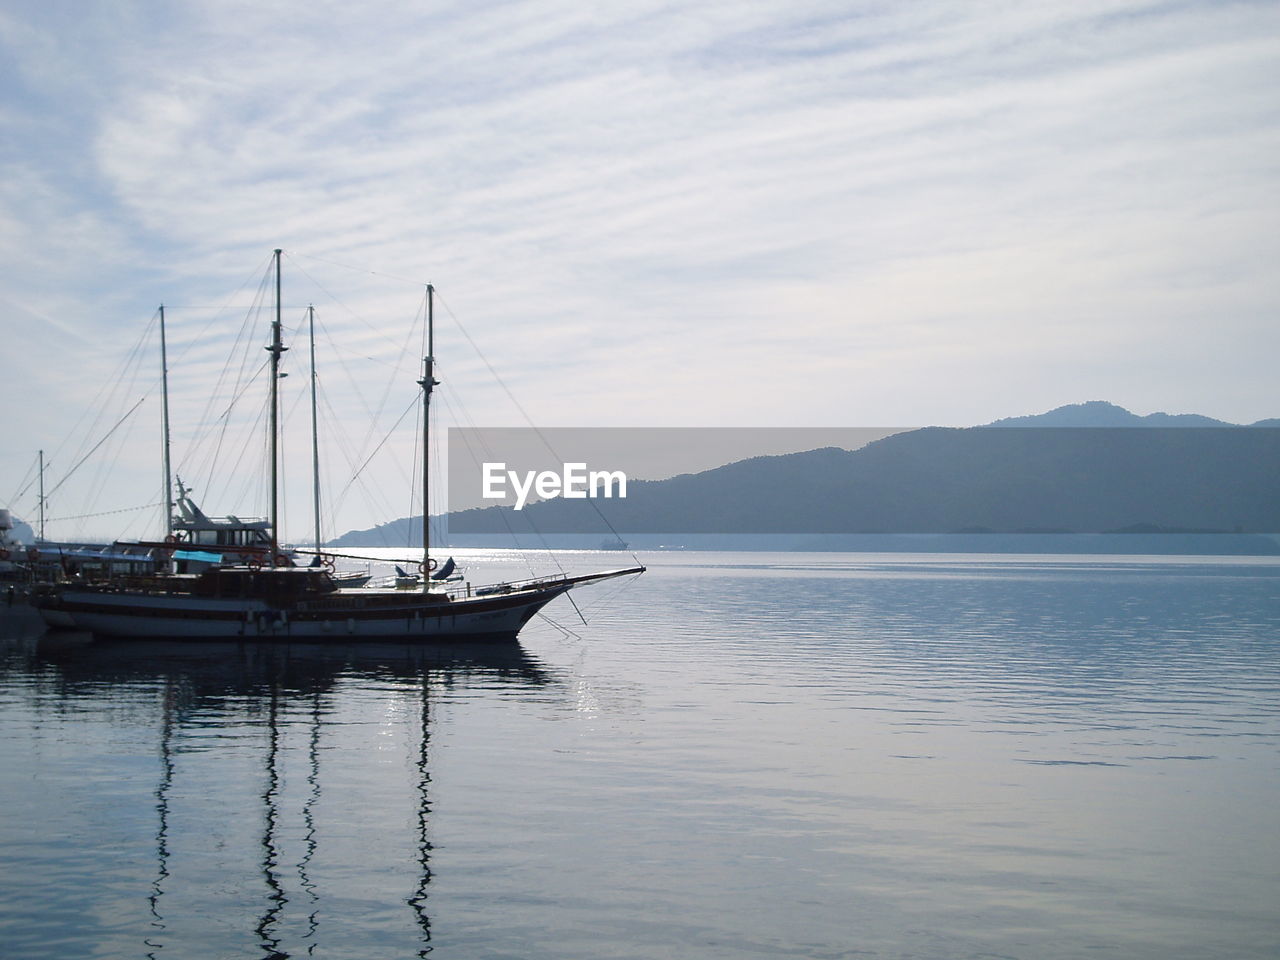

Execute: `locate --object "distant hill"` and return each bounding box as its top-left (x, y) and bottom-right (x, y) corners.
top-left (983, 400), bottom-right (1269, 428)
top-left (330, 403), bottom-right (1280, 548)
top-left (332, 516), bottom-right (420, 547)
top-left (443, 427), bottom-right (1279, 535)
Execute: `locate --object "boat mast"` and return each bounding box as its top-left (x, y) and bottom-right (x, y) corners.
top-left (418, 284), bottom-right (438, 590)
top-left (308, 305), bottom-right (322, 553)
top-left (159, 304), bottom-right (174, 542)
top-left (266, 249), bottom-right (288, 565)
top-left (37, 449), bottom-right (45, 542)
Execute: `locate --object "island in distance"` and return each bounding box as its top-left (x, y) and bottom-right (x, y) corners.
top-left (332, 402), bottom-right (1280, 554)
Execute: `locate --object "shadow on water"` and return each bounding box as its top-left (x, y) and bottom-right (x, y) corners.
top-left (0, 600), bottom-right (45, 642)
top-left (0, 634), bottom-right (554, 959)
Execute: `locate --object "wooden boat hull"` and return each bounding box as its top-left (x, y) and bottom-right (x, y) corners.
top-left (33, 583), bottom-right (572, 641)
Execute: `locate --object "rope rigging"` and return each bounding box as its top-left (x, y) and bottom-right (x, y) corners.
top-left (25, 250), bottom-right (644, 617)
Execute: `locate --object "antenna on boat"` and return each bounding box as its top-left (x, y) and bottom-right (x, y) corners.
top-left (266, 249), bottom-right (288, 566)
top-left (418, 284), bottom-right (438, 591)
top-left (159, 304), bottom-right (175, 557)
top-left (308, 304), bottom-right (322, 554)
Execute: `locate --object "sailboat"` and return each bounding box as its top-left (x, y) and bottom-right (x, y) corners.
top-left (32, 251), bottom-right (643, 640)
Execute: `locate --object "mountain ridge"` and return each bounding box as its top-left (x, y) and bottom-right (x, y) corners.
top-left (330, 403), bottom-right (1280, 547)
top-left (981, 400), bottom-right (1275, 429)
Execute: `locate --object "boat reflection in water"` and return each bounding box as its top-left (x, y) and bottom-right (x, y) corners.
top-left (13, 635), bottom-right (551, 959)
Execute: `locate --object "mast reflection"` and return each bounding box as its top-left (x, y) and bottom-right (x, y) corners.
top-left (256, 678), bottom-right (286, 959)
top-left (144, 678), bottom-right (176, 959)
top-left (299, 688), bottom-right (321, 952)
top-left (410, 675), bottom-right (433, 955)
top-left (26, 637), bottom-right (551, 958)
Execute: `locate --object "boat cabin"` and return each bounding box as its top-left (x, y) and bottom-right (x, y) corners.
top-left (168, 483), bottom-right (275, 571)
top-left (190, 566), bottom-right (339, 600)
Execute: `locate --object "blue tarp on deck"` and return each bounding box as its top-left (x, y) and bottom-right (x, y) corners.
top-left (173, 550), bottom-right (224, 564)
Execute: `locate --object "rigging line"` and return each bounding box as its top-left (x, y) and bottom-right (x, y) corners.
top-left (80, 408), bottom-right (145, 535)
top-left (282, 251), bottom-right (411, 355)
top-left (316, 382), bottom-right (406, 533)
top-left (35, 308), bottom-right (161, 527)
top-left (444, 406), bottom-right (583, 578)
top-left (43, 398), bottom-right (146, 501)
top-left (292, 547), bottom-right (415, 562)
top-left (42, 501), bottom-right (164, 523)
top-left (133, 491), bottom-right (167, 544)
top-left (211, 415), bottom-right (271, 532)
top-left (441, 404), bottom-right (527, 572)
top-left (432, 291), bottom-right (635, 562)
top-left (535, 611), bottom-right (584, 642)
top-left (184, 263), bottom-right (274, 465)
top-left (313, 311), bottom-right (384, 422)
top-left (366, 296), bottom-right (426, 474)
top-left (181, 358), bottom-right (270, 505)
top-left (301, 283), bottom-right (424, 494)
top-left (315, 382), bottom-right (400, 531)
top-left (575, 565), bottom-right (643, 619)
top-left (565, 589), bottom-right (589, 628)
top-left (163, 250), bottom-right (276, 371)
top-left (8, 452), bottom-right (41, 507)
top-left (442, 398), bottom-right (559, 580)
top-left (431, 369), bottom-right (565, 578)
top-left (334, 394), bottom-right (421, 506)
top-left (48, 310), bottom-right (159, 502)
top-left (218, 272), bottom-right (276, 435)
top-left (219, 418), bottom-right (266, 524)
top-left (321, 366), bottom-right (416, 517)
top-left (82, 331), bottom-right (153, 492)
top-left (179, 348), bottom-right (267, 500)
top-left (280, 365), bottom-right (311, 430)
top-left (143, 303), bottom-right (286, 309)
top-left (189, 381), bottom-right (272, 523)
top-left (288, 249), bottom-right (432, 292)
top-left (206, 358), bottom-right (270, 429)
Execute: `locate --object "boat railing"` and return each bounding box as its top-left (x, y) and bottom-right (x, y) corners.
top-left (357, 573), bottom-right (570, 600)
top-left (69, 573), bottom-right (200, 595)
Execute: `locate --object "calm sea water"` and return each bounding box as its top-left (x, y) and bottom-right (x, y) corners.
top-left (1, 551), bottom-right (1278, 959)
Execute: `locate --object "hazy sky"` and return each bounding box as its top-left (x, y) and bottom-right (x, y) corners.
top-left (2, 0), bottom-right (1277, 541)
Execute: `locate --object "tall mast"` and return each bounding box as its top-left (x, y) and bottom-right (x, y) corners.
top-left (417, 284), bottom-right (438, 589)
top-left (308, 305), bottom-right (322, 553)
top-left (266, 249), bottom-right (288, 564)
top-left (37, 449), bottom-right (45, 542)
top-left (159, 304), bottom-right (174, 541)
